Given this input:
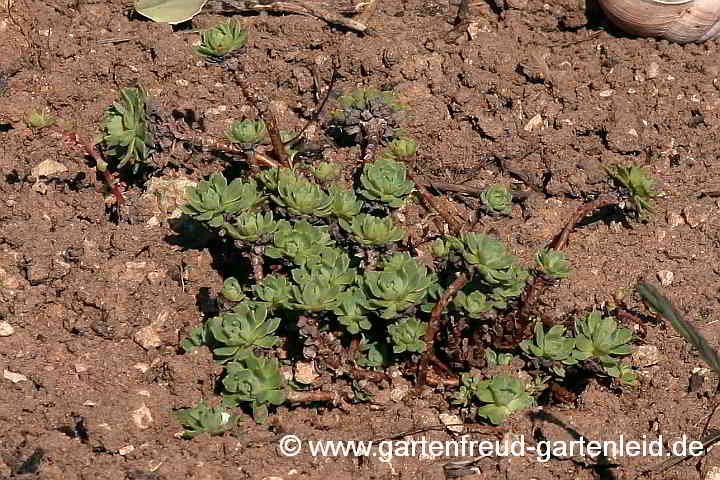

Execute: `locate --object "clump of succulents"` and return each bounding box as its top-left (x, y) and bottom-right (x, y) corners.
top-left (452, 374), bottom-right (534, 425)
top-left (194, 21), bottom-right (248, 60)
top-left (104, 87), bottom-right (154, 170)
top-left (175, 101), bottom-right (640, 429)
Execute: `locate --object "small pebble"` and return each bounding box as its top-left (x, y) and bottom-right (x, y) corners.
top-left (3, 369), bottom-right (27, 383)
top-left (439, 413), bottom-right (465, 433)
top-left (118, 445), bottom-right (135, 456)
top-left (0, 321), bottom-right (14, 337)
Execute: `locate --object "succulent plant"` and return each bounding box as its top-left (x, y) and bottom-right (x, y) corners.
top-left (453, 290), bottom-right (495, 318)
top-left (356, 340), bottom-right (391, 369)
top-left (328, 185), bottom-right (363, 220)
top-left (381, 138), bottom-right (417, 161)
top-left (220, 277), bottom-right (246, 302)
top-left (175, 401), bottom-right (239, 439)
top-left (183, 173), bottom-right (264, 228)
top-left (488, 265), bottom-right (529, 307)
top-left (258, 167), bottom-right (297, 192)
top-left (387, 317), bottom-right (427, 353)
top-left (224, 210), bottom-right (278, 243)
top-left (265, 220), bottom-right (335, 265)
top-left (536, 248), bottom-right (571, 280)
top-left (480, 184), bottom-right (513, 215)
top-left (271, 174), bottom-right (333, 217)
top-left (339, 213), bottom-right (406, 246)
top-left (333, 287), bottom-right (372, 334)
top-left (459, 232), bottom-right (516, 284)
top-left (485, 349), bottom-right (514, 366)
top-left (227, 119), bottom-right (268, 149)
top-left (605, 361), bottom-right (637, 385)
top-left (252, 273), bottom-right (292, 308)
top-left (194, 21), bottom-right (248, 59)
top-left (575, 311), bottom-right (633, 364)
top-left (291, 247), bottom-right (356, 286)
top-left (312, 162), bottom-right (340, 182)
top-left (330, 88), bottom-right (404, 143)
top-left (206, 303), bottom-right (281, 362)
top-left (452, 374), bottom-right (534, 425)
top-left (104, 87), bottom-right (153, 170)
top-left (180, 326), bottom-right (207, 353)
top-left (520, 323), bottom-right (588, 377)
top-left (358, 159), bottom-right (415, 208)
top-left (27, 111), bottom-right (53, 129)
top-left (287, 273), bottom-right (345, 312)
top-left (607, 164), bottom-right (656, 214)
top-left (362, 253), bottom-right (437, 319)
top-left (222, 354), bottom-right (286, 423)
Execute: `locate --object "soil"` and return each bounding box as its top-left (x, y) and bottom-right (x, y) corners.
top-left (2, 0), bottom-right (720, 479)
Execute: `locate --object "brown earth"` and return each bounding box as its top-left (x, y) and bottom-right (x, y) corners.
top-left (2, 0), bottom-right (720, 479)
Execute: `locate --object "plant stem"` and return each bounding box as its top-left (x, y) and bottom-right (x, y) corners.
top-left (51, 127), bottom-right (124, 206)
top-left (418, 273), bottom-right (469, 386)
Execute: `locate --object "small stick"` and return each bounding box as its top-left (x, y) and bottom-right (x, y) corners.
top-left (168, 121), bottom-right (279, 168)
top-left (265, 108), bottom-right (290, 167)
top-left (220, 0), bottom-right (368, 34)
top-left (51, 127), bottom-right (125, 207)
top-left (418, 273), bottom-right (469, 386)
top-left (409, 174), bottom-right (467, 235)
top-left (549, 195), bottom-right (616, 250)
top-left (286, 389), bottom-right (341, 405)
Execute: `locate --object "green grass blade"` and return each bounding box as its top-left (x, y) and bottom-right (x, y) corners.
top-left (638, 282), bottom-right (720, 375)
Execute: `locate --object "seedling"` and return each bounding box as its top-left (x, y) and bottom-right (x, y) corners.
top-left (194, 22), bottom-right (248, 60)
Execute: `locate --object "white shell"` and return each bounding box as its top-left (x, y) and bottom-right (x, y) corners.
top-left (598, 0), bottom-right (720, 43)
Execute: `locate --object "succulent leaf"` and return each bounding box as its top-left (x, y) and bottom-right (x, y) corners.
top-left (575, 311), bottom-right (633, 363)
top-left (536, 248), bottom-right (572, 280)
